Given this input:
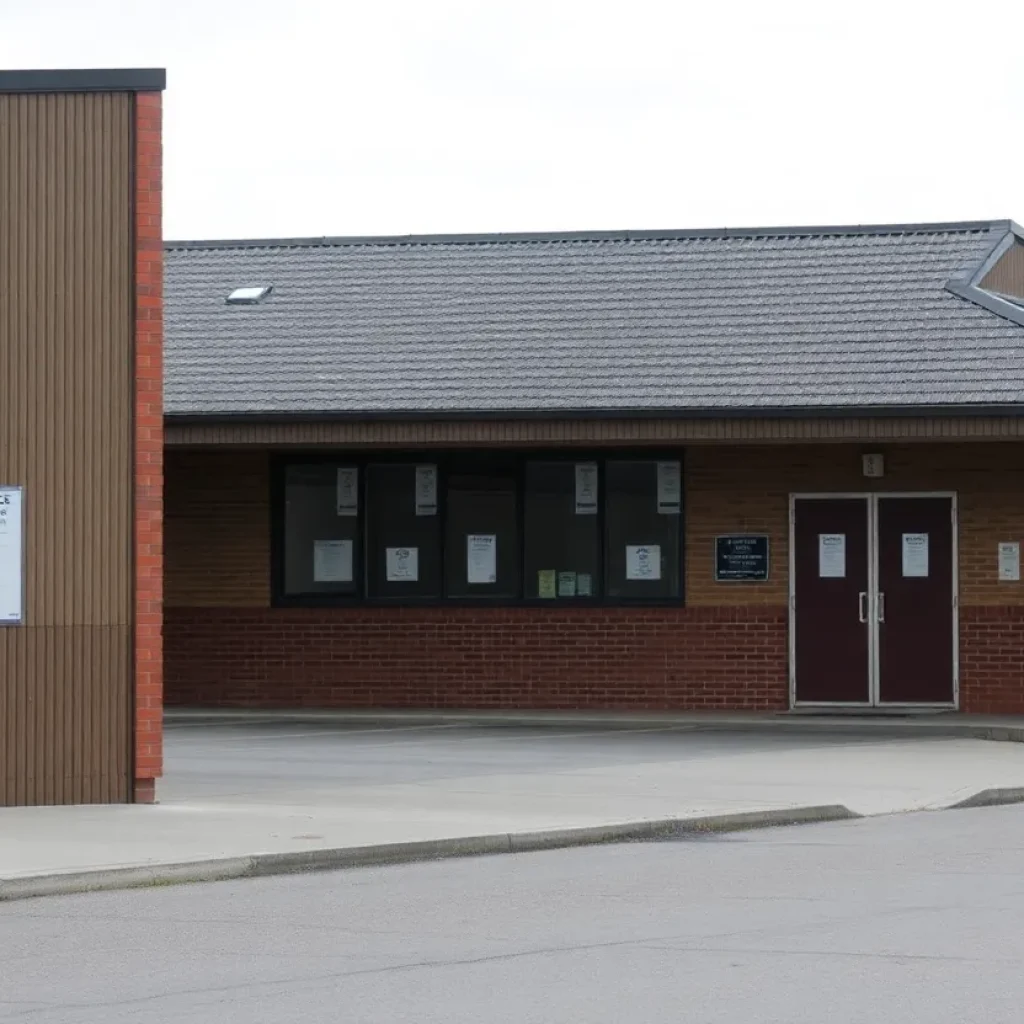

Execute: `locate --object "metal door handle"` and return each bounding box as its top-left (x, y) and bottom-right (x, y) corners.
top-left (858, 592), bottom-right (868, 623)
top-left (877, 592), bottom-right (885, 623)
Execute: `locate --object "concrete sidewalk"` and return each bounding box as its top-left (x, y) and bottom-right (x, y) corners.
top-left (4, 715), bottom-right (1024, 900)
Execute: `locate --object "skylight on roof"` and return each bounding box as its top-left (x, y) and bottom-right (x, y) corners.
top-left (226, 286), bottom-right (272, 305)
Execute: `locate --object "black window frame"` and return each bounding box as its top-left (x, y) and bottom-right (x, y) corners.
top-left (270, 449), bottom-right (685, 608)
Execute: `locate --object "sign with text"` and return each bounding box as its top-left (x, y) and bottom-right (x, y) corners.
top-left (715, 535), bottom-right (770, 582)
top-left (0, 486), bottom-right (24, 624)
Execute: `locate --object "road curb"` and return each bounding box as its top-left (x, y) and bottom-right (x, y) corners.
top-left (162, 708), bottom-right (1024, 743)
top-left (948, 786), bottom-right (1024, 809)
top-left (0, 804), bottom-right (858, 903)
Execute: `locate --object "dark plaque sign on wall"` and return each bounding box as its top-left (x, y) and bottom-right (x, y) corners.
top-left (715, 535), bottom-right (770, 582)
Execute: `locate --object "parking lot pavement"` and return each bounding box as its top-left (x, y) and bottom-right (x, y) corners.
top-left (4, 716), bottom-right (1024, 887)
top-left (160, 716), bottom-right (1024, 820)
top-left (4, 804), bottom-right (1024, 1023)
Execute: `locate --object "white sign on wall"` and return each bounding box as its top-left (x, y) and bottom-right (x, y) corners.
top-left (998, 542), bottom-right (1021, 582)
top-left (0, 486), bottom-right (24, 624)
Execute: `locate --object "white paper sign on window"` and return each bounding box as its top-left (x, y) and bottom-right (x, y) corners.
top-left (467, 534), bottom-right (497, 584)
top-left (818, 534), bottom-right (846, 578)
top-left (626, 544), bottom-right (661, 580)
top-left (575, 463), bottom-right (598, 515)
top-left (386, 546), bottom-right (419, 582)
top-left (902, 533), bottom-right (929, 578)
top-left (656, 462), bottom-right (681, 514)
top-left (336, 468), bottom-right (358, 517)
top-left (415, 465), bottom-right (437, 516)
top-left (314, 539), bottom-right (353, 582)
top-left (999, 542), bottom-right (1021, 582)
top-left (0, 486), bottom-right (24, 624)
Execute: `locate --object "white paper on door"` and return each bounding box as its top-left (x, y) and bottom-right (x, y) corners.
top-left (626, 544), bottom-right (661, 580)
top-left (467, 534), bottom-right (497, 584)
top-left (818, 533), bottom-right (846, 578)
top-left (314, 539), bottom-right (353, 582)
top-left (386, 546), bottom-right (419, 582)
top-left (902, 532), bottom-right (929, 577)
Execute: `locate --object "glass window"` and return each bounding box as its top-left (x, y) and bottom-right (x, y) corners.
top-left (283, 464), bottom-right (359, 596)
top-left (524, 461), bottom-right (600, 599)
top-left (445, 469), bottom-right (519, 598)
top-left (365, 464), bottom-right (442, 599)
top-left (605, 460), bottom-right (682, 599)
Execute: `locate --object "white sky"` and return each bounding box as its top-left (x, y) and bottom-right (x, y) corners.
top-left (1, 0), bottom-right (1020, 240)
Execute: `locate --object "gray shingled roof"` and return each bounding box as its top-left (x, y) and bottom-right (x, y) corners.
top-left (164, 221), bottom-right (1024, 418)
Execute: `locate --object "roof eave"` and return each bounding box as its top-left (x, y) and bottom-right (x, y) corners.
top-left (164, 219), bottom-right (1012, 252)
top-left (163, 403), bottom-right (1024, 426)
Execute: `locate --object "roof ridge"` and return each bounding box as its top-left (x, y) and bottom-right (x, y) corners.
top-left (164, 219), bottom-right (1011, 252)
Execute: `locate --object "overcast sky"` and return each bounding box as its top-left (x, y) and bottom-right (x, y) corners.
top-left (2, 0), bottom-right (1020, 240)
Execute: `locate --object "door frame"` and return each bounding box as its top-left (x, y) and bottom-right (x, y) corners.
top-left (788, 491), bottom-right (959, 711)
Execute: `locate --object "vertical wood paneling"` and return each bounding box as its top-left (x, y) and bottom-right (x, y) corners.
top-left (0, 92), bottom-right (133, 806)
top-left (981, 241), bottom-right (1024, 300)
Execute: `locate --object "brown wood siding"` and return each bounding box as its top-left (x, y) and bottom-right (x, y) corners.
top-left (0, 92), bottom-right (134, 805)
top-left (981, 241), bottom-right (1024, 300)
top-left (165, 415), bottom-right (1024, 447)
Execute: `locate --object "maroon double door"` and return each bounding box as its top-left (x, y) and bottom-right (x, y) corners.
top-left (792, 495), bottom-right (956, 706)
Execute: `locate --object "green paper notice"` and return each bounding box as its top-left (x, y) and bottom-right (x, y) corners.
top-left (557, 571), bottom-right (577, 597)
top-left (538, 570), bottom-right (557, 599)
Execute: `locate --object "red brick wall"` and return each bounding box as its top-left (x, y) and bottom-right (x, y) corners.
top-left (164, 444), bottom-right (1024, 715)
top-left (960, 608), bottom-right (1024, 714)
top-left (164, 607), bottom-right (789, 711)
top-left (134, 92), bottom-right (163, 802)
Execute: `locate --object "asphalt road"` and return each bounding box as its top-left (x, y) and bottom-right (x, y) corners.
top-left (3, 805), bottom-right (1024, 1023)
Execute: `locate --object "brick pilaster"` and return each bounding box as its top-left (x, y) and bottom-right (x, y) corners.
top-left (134, 91), bottom-right (163, 801)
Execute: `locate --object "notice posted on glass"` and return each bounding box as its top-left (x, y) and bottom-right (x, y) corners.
top-left (386, 546), bottom-right (419, 582)
top-left (313, 538), bottom-right (353, 582)
top-left (336, 468), bottom-right (358, 516)
top-left (467, 534), bottom-right (497, 584)
top-left (901, 533), bottom-right (929, 578)
top-left (414, 465), bottom-right (437, 516)
top-left (818, 533), bottom-right (846, 578)
top-left (656, 462), bottom-right (681, 514)
top-left (574, 463), bottom-right (598, 515)
top-left (626, 544), bottom-right (661, 580)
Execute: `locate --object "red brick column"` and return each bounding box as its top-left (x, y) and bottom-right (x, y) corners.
top-left (134, 92), bottom-right (164, 802)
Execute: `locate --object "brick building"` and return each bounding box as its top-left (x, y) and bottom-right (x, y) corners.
top-left (163, 220), bottom-right (1024, 716)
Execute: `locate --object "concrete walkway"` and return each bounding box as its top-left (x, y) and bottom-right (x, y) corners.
top-left (3, 712), bottom-right (1024, 899)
